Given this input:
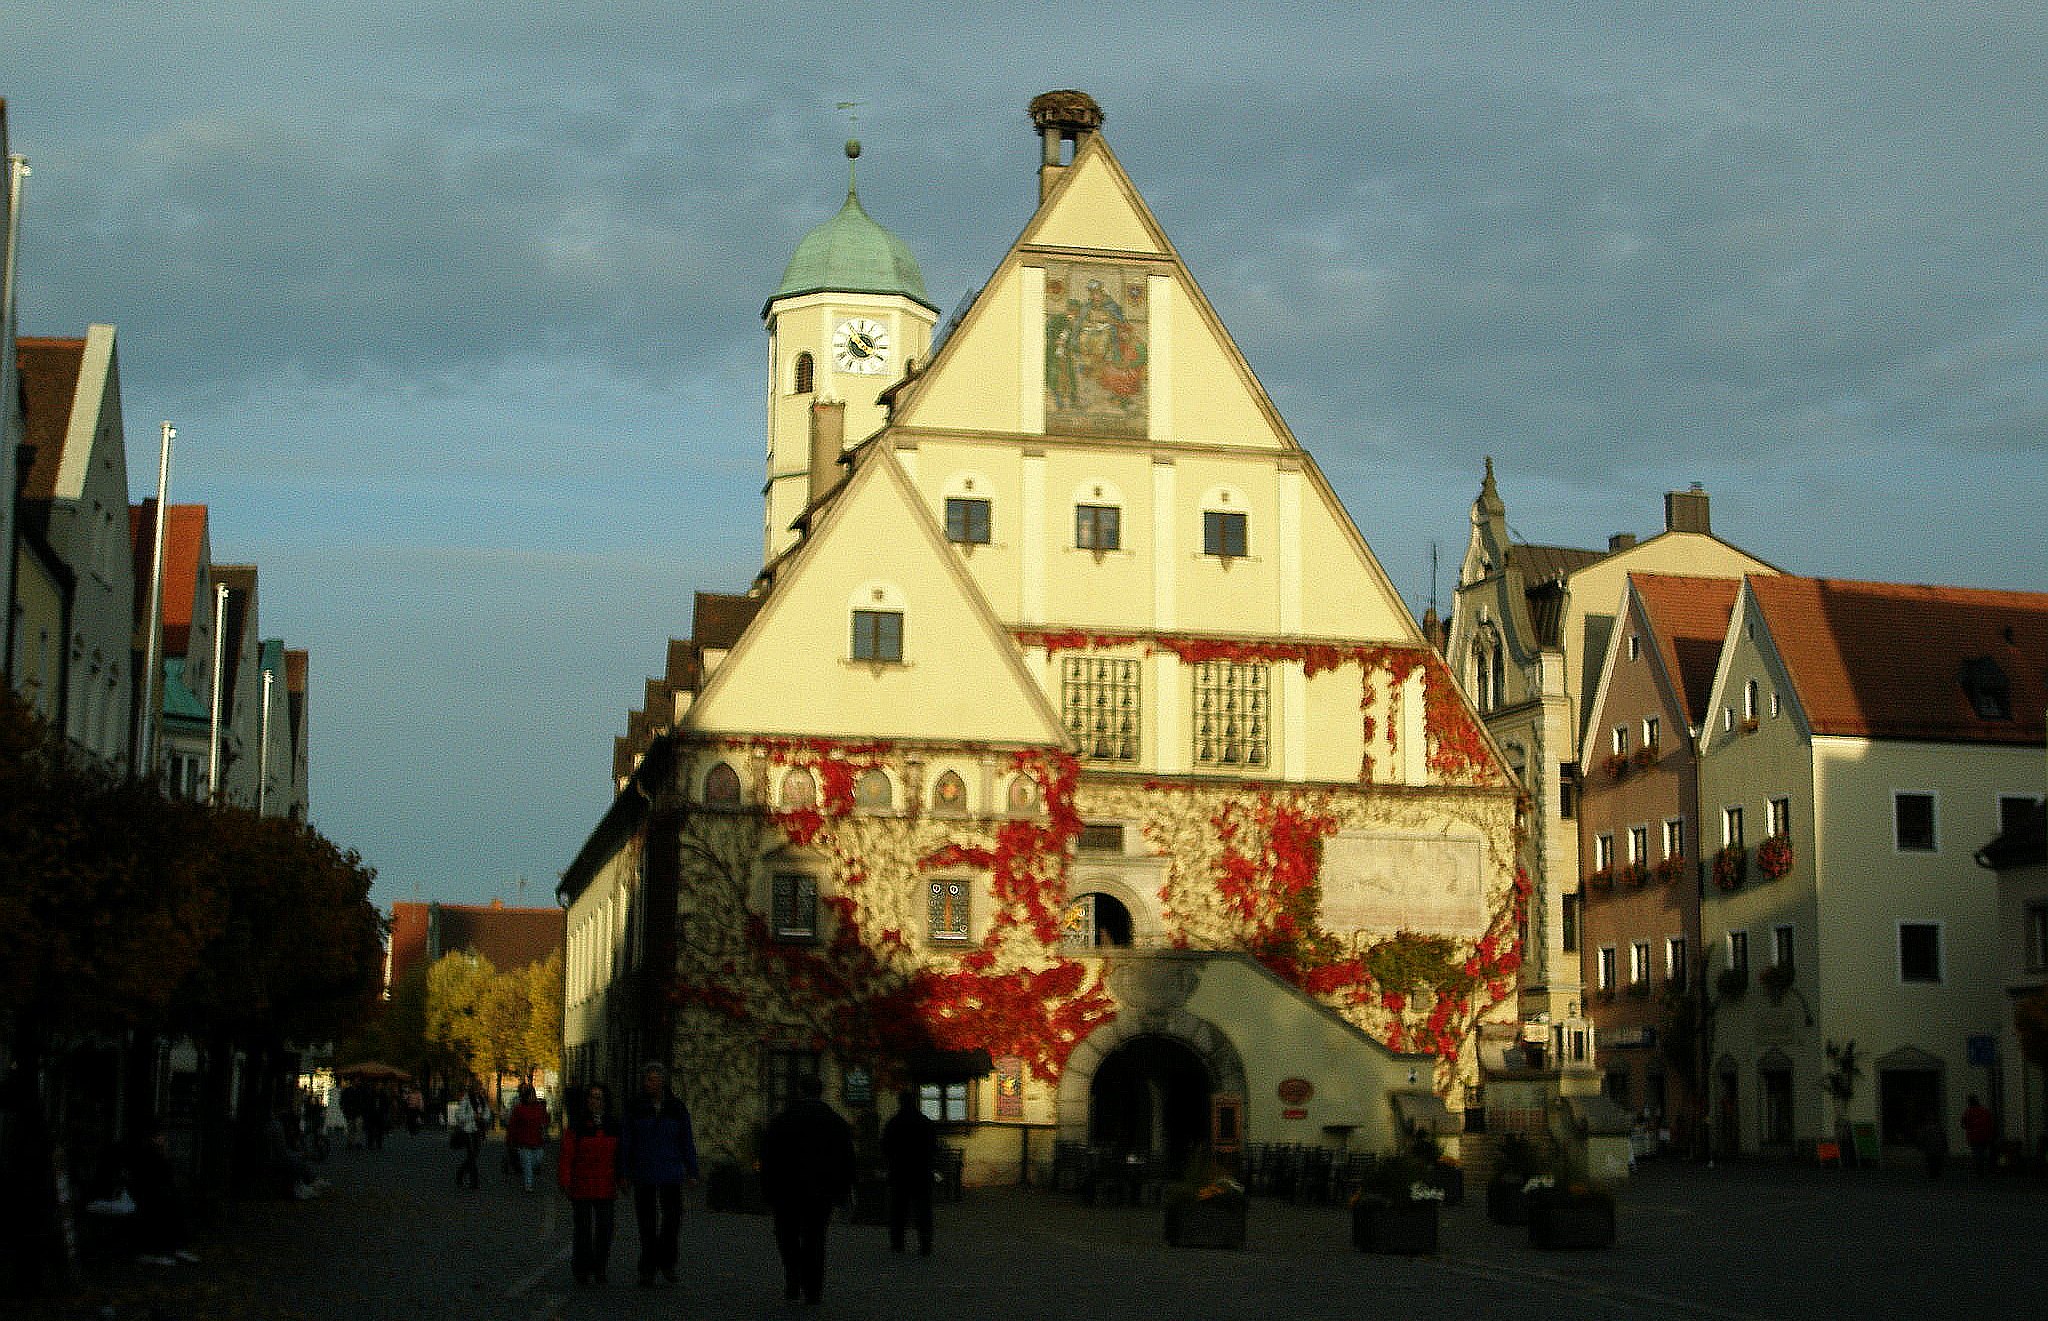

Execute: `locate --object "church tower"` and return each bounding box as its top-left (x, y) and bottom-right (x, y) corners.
top-left (761, 141), bottom-right (939, 565)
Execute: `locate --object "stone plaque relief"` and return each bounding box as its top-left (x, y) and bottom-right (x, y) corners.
top-left (1043, 259), bottom-right (1148, 438)
top-left (1318, 831), bottom-right (1488, 939)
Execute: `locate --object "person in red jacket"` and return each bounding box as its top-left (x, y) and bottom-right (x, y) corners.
top-left (557, 1084), bottom-right (623, 1285)
top-left (507, 1084), bottom-right (550, 1192)
top-left (1961, 1094), bottom-right (1997, 1176)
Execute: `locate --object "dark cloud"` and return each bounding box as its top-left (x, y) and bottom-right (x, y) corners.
top-left (6, 3), bottom-right (2043, 904)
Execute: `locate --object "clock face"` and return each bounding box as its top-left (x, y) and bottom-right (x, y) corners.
top-left (832, 317), bottom-right (890, 374)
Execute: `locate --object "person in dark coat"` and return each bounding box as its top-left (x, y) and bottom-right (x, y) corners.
top-left (619, 1062), bottom-right (700, 1287)
top-left (759, 1074), bottom-right (856, 1305)
top-left (880, 1088), bottom-right (938, 1255)
top-left (558, 1083), bottom-right (623, 1285)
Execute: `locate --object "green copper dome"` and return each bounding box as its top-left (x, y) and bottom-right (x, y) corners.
top-left (768, 145), bottom-right (936, 315)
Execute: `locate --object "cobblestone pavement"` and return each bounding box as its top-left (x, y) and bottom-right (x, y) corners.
top-left (31, 1131), bottom-right (2048, 1321)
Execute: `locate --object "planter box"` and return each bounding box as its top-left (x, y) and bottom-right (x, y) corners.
top-left (1351, 1197), bottom-right (1439, 1255)
top-left (1528, 1201), bottom-right (1615, 1249)
top-left (1165, 1197), bottom-right (1246, 1249)
top-left (1485, 1177), bottom-right (1530, 1225)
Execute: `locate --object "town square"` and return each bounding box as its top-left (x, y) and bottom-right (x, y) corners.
top-left (2, 3), bottom-right (2045, 1314)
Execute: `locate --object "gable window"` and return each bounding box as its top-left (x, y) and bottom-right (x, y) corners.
top-left (1894, 792), bottom-right (1937, 852)
top-left (771, 873), bottom-right (818, 942)
top-left (793, 351), bottom-right (815, 395)
top-left (1627, 633), bottom-right (1641, 661)
top-left (1743, 679), bottom-right (1760, 722)
top-left (1642, 716), bottom-right (1659, 752)
top-left (1203, 510), bottom-right (1248, 558)
top-left (1611, 725), bottom-right (1629, 756)
top-left (1062, 657), bottom-right (1140, 761)
top-left (945, 497), bottom-right (992, 545)
top-left (852, 609), bottom-right (904, 663)
top-left (928, 880), bottom-right (971, 943)
top-left (1192, 662), bottom-right (1268, 767)
top-left (1666, 936), bottom-right (1688, 990)
top-left (1899, 922), bottom-right (1942, 983)
top-left (1075, 504), bottom-right (1121, 551)
top-left (1664, 817), bottom-right (1687, 860)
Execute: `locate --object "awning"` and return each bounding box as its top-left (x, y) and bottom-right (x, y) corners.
top-left (1391, 1091), bottom-right (1461, 1136)
top-left (906, 1048), bottom-right (993, 1082)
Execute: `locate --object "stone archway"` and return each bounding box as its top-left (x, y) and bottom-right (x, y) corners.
top-left (1055, 958), bottom-right (1247, 1155)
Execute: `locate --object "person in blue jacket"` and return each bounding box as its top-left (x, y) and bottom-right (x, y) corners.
top-left (619, 1061), bottom-right (700, 1287)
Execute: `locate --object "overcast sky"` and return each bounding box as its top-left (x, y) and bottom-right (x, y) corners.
top-left (9, 3), bottom-right (2045, 911)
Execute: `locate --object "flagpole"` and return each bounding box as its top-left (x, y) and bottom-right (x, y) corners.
top-left (1, 148), bottom-right (29, 686)
top-left (207, 582), bottom-right (227, 805)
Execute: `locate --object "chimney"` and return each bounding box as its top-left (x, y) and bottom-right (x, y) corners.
top-left (1029, 90), bottom-right (1104, 202)
top-left (1608, 533), bottom-right (1638, 553)
top-left (808, 399), bottom-right (847, 507)
top-left (1665, 483), bottom-right (1711, 534)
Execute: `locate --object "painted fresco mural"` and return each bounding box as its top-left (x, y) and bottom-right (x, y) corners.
top-left (1044, 260), bottom-right (1149, 437)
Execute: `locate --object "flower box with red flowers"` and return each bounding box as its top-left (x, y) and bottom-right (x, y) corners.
top-left (1713, 844), bottom-right (1748, 891)
top-left (1653, 856), bottom-right (1684, 885)
top-left (1586, 867), bottom-right (1614, 891)
top-left (1619, 861), bottom-right (1650, 889)
top-left (1755, 835), bottom-right (1794, 881)
top-left (1631, 746), bottom-right (1657, 770)
top-left (1601, 753), bottom-right (1630, 781)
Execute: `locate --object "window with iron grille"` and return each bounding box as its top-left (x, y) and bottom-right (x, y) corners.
top-left (928, 880), bottom-right (970, 943)
top-left (1062, 657), bottom-right (1140, 761)
top-left (1192, 661), bottom-right (1268, 767)
top-left (1075, 504), bottom-right (1121, 550)
top-left (772, 873), bottom-right (817, 941)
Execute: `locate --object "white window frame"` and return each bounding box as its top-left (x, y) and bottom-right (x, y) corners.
top-left (1728, 929), bottom-right (1749, 975)
top-left (1594, 833), bottom-right (1615, 872)
top-left (1627, 633), bottom-right (1641, 661)
top-left (1772, 923), bottom-right (1795, 969)
top-left (1767, 796), bottom-right (1791, 839)
top-left (1612, 725), bottom-right (1629, 756)
top-left (1642, 715), bottom-right (1660, 751)
top-left (1743, 679), bottom-right (1759, 721)
top-left (1628, 824), bottom-right (1649, 865)
top-left (1723, 805), bottom-right (1745, 848)
top-left (1893, 790), bottom-right (1939, 853)
top-left (1664, 816), bottom-right (1687, 860)
top-left (1597, 945), bottom-right (1617, 991)
top-left (1630, 941), bottom-right (1651, 984)
top-left (1666, 936), bottom-right (1688, 989)
top-left (1897, 920), bottom-right (1944, 984)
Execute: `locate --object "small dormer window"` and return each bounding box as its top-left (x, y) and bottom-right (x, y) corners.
top-left (1961, 656), bottom-right (2011, 720)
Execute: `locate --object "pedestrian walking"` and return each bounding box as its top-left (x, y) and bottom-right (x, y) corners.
top-left (454, 1083), bottom-right (490, 1189)
top-left (1961, 1094), bottom-right (1997, 1175)
top-left (759, 1074), bottom-right (855, 1305)
top-left (881, 1088), bottom-right (938, 1256)
top-left (507, 1083), bottom-right (550, 1192)
top-left (558, 1083), bottom-right (623, 1286)
top-left (619, 1061), bottom-right (700, 1287)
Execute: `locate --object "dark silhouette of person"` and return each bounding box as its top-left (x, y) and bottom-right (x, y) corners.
top-left (1961, 1094), bottom-right (1997, 1175)
top-left (619, 1062), bottom-right (699, 1286)
top-left (880, 1088), bottom-right (938, 1255)
top-left (759, 1075), bottom-right (855, 1304)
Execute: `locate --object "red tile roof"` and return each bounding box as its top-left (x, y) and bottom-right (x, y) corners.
top-left (285, 649), bottom-right (308, 693)
top-left (131, 503), bottom-right (210, 653)
top-left (693, 592), bottom-right (764, 651)
top-left (1750, 575), bottom-right (2048, 744)
top-left (15, 337), bottom-right (84, 502)
top-left (386, 900), bottom-right (564, 990)
top-left (1631, 574), bottom-right (1742, 727)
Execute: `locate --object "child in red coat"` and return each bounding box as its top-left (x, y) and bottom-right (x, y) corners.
top-left (557, 1084), bottom-right (623, 1284)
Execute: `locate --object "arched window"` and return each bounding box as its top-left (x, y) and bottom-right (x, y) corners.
top-left (779, 768), bottom-right (816, 809)
top-left (1006, 775), bottom-right (1040, 815)
top-left (703, 762), bottom-right (742, 806)
top-left (793, 351), bottom-right (815, 394)
top-left (931, 770), bottom-right (968, 815)
top-left (853, 768), bottom-right (893, 810)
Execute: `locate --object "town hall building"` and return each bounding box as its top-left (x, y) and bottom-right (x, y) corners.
top-left (561, 92), bottom-right (1528, 1184)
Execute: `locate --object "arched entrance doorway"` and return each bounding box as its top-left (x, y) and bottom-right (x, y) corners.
top-left (1064, 892), bottom-right (1133, 947)
top-left (1089, 1034), bottom-right (1210, 1173)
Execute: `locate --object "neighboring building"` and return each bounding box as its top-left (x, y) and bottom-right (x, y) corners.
top-left (566, 93), bottom-right (1524, 1183)
top-left (1576, 573), bottom-right (1741, 1144)
top-left (15, 327), bottom-right (137, 772)
top-left (1445, 464), bottom-right (1776, 1048)
top-left (1977, 797), bottom-right (2046, 1155)
top-left (385, 899), bottom-right (566, 991)
top-left (1700, 574), bottom-right (2048, 1158)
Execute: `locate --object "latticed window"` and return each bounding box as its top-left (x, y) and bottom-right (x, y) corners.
top-left (1192, 662), bottom-right (1268, 767)
top-left (772, 873), bottom-right (817, 941)
top-left (1063, 657), bottom-right (1140, 761)
top-left (928, 880), bottom-right (970, 943)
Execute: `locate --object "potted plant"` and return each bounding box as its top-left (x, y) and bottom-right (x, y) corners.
top-left (1713, 844), bottom-right (1747, 891)
top-left (1632, 745), bottom-right (1657, 770)
top-left (1484, 1133), bottom-right (1547, 1226)
top-left (1352, 1155), bottom-right (1442, 1255)
top-left (1601, 752), bottom-right (1630, 781)
top-left (1756, 834), bottom-right (1794, 880)
top-left (1586, 867), bottom-right (1614, 891)
top-left (1619, 860), bottom-right (1649, 889)
top-left (1164, 1170), bottom-right (1246, 1249)
top-left (1527, 1180), bottom-right (1616, 1249)
top-left (1654, 855), bottom-right (1684, 885)
top-left (1716, 966), bottom-right (1749, 1000)
top-left (1410, 1131), bottom-right (1463, 1206)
